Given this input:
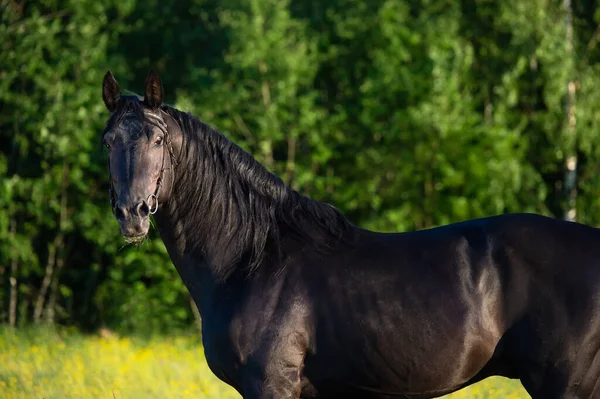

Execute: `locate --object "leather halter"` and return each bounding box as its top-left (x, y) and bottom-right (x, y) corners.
top-left (108, 109), bottom-right (178, 216)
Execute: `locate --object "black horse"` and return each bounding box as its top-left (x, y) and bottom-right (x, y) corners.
top-left (101, 70), bottom-right (600, 399)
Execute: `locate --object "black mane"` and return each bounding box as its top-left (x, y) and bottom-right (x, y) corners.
top-left (113, 99), bottom-right (352, 280)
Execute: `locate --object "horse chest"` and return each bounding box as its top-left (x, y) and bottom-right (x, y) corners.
top-left (202, 325), bottom-right (243, 389)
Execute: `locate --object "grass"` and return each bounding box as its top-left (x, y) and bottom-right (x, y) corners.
top-left (0, 326), bottom-right (529, 398)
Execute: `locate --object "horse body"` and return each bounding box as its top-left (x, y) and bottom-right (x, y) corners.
top-left (160, 197), bottom-right (600, 398)
top-left (101, 70), bottom-right (600, 398)
top-left (303, 223), bottom-right (505, 398)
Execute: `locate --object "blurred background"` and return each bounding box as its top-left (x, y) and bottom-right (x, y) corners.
top-left (1, 0), bottom-right (600, 397)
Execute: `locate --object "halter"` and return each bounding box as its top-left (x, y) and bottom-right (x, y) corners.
top-left (108, 108), bottom-right (179, 216)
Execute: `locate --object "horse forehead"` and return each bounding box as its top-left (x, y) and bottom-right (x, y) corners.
top-left (104, 108), bottom-right (166, 144)
top-left (111, 118), bottom-right (145, 141)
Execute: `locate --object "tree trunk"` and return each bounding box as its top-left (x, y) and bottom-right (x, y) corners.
top-left (284, 135), bottom-right (296, 185)
top-left (259, 61), bottom-right (275, 169)
top-left (8, 218), bottom-right (18, 327)
top-left (189, 295), bottom-right (202, 335)
top-left (0, 262), bottom-right (5, 323)
top-left (44, 162), bottom-right (69, 324)
top-left (45, 253), bottom-right (65, 324)
top-left (33, 238), bottom-right (59, 323)
top-left (563, 0), bottom-right (577, 222)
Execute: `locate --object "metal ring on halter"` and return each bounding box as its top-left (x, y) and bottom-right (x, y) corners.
top-left (147, 193), bottom-right (159, 214)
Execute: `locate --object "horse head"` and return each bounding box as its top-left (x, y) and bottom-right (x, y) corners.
top-left (101, 70), bottom-right (180, 243)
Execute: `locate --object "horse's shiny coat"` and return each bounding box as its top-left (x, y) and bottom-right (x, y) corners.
top-left (102, 70), bottom-right (600, 398)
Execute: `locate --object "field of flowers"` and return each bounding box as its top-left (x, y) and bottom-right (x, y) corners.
top-left (0, 327), bottom-right (528, 399)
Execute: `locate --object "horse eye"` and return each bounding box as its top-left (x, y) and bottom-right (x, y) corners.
top-left (154, 136), bottom-right (163, 145)
top-left (105, 143), bottom-right (110, 149)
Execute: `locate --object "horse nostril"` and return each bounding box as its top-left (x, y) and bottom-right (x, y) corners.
top-left (115, 205), bottom-right (127, 220)
top-left (136, 200), bottom-right (150, 217)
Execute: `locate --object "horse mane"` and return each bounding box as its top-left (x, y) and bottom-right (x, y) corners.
top-left (150, 103), bottom-right (353, 280)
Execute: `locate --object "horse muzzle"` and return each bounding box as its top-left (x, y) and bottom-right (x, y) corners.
top-left (114, 198), bottom-right (152, 243)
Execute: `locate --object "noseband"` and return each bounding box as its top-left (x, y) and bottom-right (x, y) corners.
top-left (108, 109), bottom-right (179, 216)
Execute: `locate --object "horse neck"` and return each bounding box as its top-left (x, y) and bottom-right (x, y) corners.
top-left (150, 132), bottom-right (276, 310)
top-left (152, 199), bottom-right (233, 317)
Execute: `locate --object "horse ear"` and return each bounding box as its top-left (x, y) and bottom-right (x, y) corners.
top-left (143, 69), bottom-right (164, 109)
top-left (102, 71), bottom-right (121, 112)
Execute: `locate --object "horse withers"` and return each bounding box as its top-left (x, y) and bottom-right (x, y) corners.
top-left (101, 69), bottom-right (600, 398)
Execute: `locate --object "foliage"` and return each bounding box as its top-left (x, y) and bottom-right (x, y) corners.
top-left (2, 0), bottom-right (600, 335)
top-left (0, 0), bottom-right (191, 332)
top-left (0, 326), bottom-right (527, 399)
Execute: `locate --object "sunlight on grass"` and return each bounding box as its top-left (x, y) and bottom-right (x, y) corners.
top-left (0, 327), bottom-right (240, 399)
top-left (0, 327), bottom-right (528, 398)
top-left (443, 378), bottom-right (528, 399)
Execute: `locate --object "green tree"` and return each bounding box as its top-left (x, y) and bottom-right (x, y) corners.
top-left (0, 0), bottom-right (191, 333)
